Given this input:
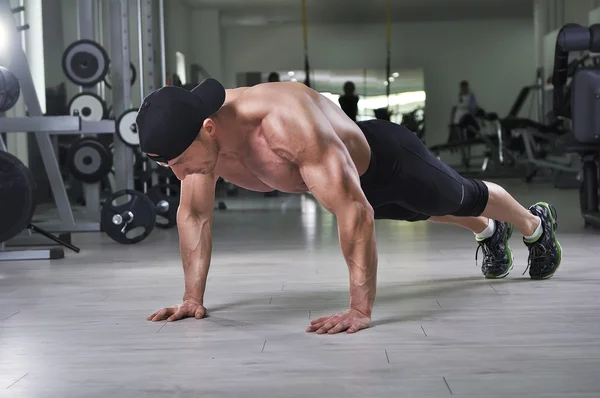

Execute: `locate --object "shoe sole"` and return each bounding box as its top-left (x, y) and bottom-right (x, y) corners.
top-left (531, 202), bottom-right (562, 280)
top-left (484, 223), bottom-right (514, 279)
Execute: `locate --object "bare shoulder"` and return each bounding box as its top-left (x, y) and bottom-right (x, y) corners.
top-left (261, 103), bottom-right (335, 164)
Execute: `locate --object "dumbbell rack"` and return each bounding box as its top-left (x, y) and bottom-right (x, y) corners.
top-left (0, 0), bottom-right (157, 260)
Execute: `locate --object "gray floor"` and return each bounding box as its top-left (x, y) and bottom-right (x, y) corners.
top-left (2, 180), bottom-right (600, 397)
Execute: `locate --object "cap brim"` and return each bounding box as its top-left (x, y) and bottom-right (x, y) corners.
top-left (191, 78), bottom-right (226, 115)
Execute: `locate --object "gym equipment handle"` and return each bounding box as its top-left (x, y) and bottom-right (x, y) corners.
top-left (27, 224), bottom-right (81, 253)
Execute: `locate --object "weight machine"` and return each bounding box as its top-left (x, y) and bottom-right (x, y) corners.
top-left (552, 23), bottom-right (600, 228)
top-left (0, 0), bottom-right (169, 260)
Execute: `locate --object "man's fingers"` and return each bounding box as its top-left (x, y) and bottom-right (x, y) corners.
top-left (147, 312), bottom-right (158, 321)
top-left (346, 324), bottom-right (359, 334)
top-left (317, 321), bottom-right (336, 334)
top-left (327, 321), bottom-right (350, 334)
top-left (195, 308), bottom-right (205, 319)
top-left (167, 309), bottom-right (186, 322)
top-left (306, 320), bottom-right (328, 332)
top-left (152, 308), bottom-right (172, 322)
top-left (310, 316), bottom-right (331, 325)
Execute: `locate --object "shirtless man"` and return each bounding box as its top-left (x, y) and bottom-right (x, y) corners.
top-left (138, 78), bottom-right (562, 335)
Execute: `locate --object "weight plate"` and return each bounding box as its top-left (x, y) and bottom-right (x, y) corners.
top-left (0, 151), bottom-right (36, 243)
top-left (147, 183), bottom-right (180, 229)
top-left (0, 66), bottom-right (21, 113)
top-left (68, 92), bottom-right (107, 121)
top-left (116, 109), bottom-right (139, 147)
top-left (66, 138), bottom-right (113, 183)
top-left (62, 39), bottom-right (109, 87)
top-left (104, 62), bottom-right (137, 89)
top-left (100, 189), bottom-right (156, 244)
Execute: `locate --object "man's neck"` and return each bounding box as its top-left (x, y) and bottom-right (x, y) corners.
top-left (213, 102), bottom-right (248, 157)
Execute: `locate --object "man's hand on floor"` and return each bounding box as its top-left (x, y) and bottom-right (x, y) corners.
top-left (306, 309), bottom-right (370, 334)
top-left (147, 300), bottom-right (207, 322)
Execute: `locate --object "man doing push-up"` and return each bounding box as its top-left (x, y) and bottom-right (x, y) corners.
top-left (136, 78), bottom-right (562, 335)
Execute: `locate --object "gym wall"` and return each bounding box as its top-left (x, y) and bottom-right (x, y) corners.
top-left (221, 18), bottom-right (535, 146)
top-left (190, 8), bottom-right (223, 83)
top-left (164, 0), bottom-right (193, 84)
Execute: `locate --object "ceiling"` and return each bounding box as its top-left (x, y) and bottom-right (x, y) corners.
top-left (185, 0), bottom-right (533, 25)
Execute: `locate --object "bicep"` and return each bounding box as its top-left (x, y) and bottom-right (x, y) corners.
top-left (178, 173), bottom-right (218, 219)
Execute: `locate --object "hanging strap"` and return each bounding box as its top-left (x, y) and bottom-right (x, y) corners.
top-left (301, 0), bottom-right (311, 87)
top-left (385, 0), bottom-right (391, 107)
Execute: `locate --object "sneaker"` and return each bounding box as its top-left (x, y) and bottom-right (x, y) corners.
top-left (523, 202), bottom-right (562, 280)
top-left (475, 221), bottom-right (515, 279)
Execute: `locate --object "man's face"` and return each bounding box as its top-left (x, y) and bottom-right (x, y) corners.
top-left (153, 129), bottom-right (219, 180)
top-left (460, 83), bottom-right (469, 95)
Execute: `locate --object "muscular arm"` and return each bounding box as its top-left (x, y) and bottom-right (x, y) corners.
top-left (263, 105), bottom-right (378, 317)
top-left (177, 173), bottom-right (218, 304)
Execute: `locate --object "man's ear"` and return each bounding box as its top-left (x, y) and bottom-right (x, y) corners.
top-left (202, 118), bottom-right (216, 136)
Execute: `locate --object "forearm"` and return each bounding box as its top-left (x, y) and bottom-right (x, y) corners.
top-left (337, 203), bottom-right (378, 317)
top-left (178, 213), bottom-right (213, 304)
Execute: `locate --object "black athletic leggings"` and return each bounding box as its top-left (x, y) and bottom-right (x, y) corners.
top-left (358, 120), bottom-right (489, 222)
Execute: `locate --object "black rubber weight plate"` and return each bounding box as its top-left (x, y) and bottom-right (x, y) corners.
top-left (0, 151), bottom-right (36, 243)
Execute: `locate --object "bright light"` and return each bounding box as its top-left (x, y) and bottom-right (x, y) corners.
top-left (291, 78), bottom-right (297, 82)
top-left (319, 92), bottom-right (340, 105)
top-left (288, 71), bottom-right (295, 76)
top-left (0, 23), bottom-right (6, 53)
top-left (359, 90), bottom-right (426, 110)
top-left (383, 81), bottom-right (389, 86)
top-left (388, 76), bottom-right (395, 82)
top-left (392, 72), bottom-right (400, 78)
top-left (176, 51), bottom-right (187, 84)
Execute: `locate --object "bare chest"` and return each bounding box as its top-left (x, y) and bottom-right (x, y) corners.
top-left (215, 141), bottom-right (308, 193)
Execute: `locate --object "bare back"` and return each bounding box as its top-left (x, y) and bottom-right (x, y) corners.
top-left (211, 82), bottom-right (371, 193)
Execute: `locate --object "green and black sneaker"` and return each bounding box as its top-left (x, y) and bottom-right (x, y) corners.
top-left (523, 202), bottom-right (562, 280)
top-left (475, 221), bottom-right (514, 279)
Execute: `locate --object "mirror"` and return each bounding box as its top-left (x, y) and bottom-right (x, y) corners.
top-left (261, 68), bottom-right (426, 141)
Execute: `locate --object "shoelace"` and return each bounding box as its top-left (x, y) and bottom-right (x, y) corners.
top-left (475, 241), bottom-right (496, 268)
top-left (523, 242), bottom-right (549, 276)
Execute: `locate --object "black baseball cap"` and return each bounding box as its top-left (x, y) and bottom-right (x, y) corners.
top-left (136, 78), bottom-right (226, 163)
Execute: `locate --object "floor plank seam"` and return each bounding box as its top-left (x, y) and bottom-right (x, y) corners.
top-left (436, 300), bottom-right (442, 308)
top-left (269, 297), bottom-right (272, 304)
top-left (6, 373), bottom-right (28, 390)
top-left (421, 325), bottom-right (428, 337)
top-left (261, 340), bottom-right (267, 353)
top-left (2, 311), bottom-right (20, 321)
top-left (385, 349), bottom-right (390, 364)
top-left (489, 284), bottom-right (498, 293)
top-left (157, 323), bottom-right (167, 333)
top-left (443, 377), bottom-right (453, 395)
top-left (308, 310), bottom-right (311, 319)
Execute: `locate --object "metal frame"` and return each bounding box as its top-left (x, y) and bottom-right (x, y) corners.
top-left (78, 0), bottom-right (102, 219)
top-left (139, 0), bottom-right (159, 187)
top-left (516, 128), bottom-right (580, 174)
top-left (0, 0), bottom-right (141, 260)
top-left (0, 0), bottom-right (72, 260)
top-left (109, 0), bottom-right (134, 191)
top-left (159, 0), bottom-right (166, 87)
top-left (0, 0), bottom-right (75, 232)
